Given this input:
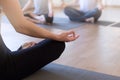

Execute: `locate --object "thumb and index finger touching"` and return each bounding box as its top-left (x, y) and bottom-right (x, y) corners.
top-left (66, 30), bottom-right (80, 41)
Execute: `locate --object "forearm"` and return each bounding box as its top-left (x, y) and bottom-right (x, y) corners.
top-left (48, 0), bottom-right (54, 16)
top-left (22, 0), bottom-right (34, 12)
top-left (18, 20), bottom-right (58, 40)
top-left (97, 0), bottom-right (104, 10)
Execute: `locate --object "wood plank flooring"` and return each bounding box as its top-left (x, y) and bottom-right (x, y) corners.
top-left (1, 7), bottom-right (120, 77)
top-left (54, 24), bottom-right (120, 76)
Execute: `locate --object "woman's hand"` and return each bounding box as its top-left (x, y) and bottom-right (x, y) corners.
top-left (56, 30), bottom-right (79, 42)
top-left (21, 42), bottom-right (37, 49)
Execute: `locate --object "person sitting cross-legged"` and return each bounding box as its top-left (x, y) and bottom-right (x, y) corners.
top-left (64, 0), bottom-right (104, 23)
top-left (22, 0), bottom-right (54, 25)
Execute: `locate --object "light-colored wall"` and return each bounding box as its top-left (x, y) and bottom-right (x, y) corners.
top-left (19, 0), bottom-right (74, 8)
top-left (19, 0), bottom-right (120, 8)
top-left (19, 0), bottom-right (28, 8)
top-left (103, 0), bottom-right (120, 6)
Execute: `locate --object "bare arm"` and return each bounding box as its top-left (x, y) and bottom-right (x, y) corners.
top-left (0, 0), bottom-right (79, 42)
top-left (97, 0), bottom-right (104, 10)
top-left (22, 0), bottom-right (34, 13)
top-left (48, 0), bottom-right (54, 17)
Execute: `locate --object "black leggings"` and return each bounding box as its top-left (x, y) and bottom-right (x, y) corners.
top-left (0, 36), bottom-right (65, 80)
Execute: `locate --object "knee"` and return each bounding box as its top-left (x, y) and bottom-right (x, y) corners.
top-left (95, 8), bottom-right (102, 16)
top-left (64, 6), bottom-right (70, 11)
top-left (55, 41), bottom-right (65, 56)
top-left (41, 39), bottom-right (65, 60)
top-left (95, 10), bottom-right (102, 22)
top-left (44, 14), bottom-right (54, 24)
top-left (24, 13), bottom-right (33, 19)
top-left (64, 6), bottom-right (72, 14)
top-left (58, 41), bottom-right (65, 54)
top-left (52, 40), bottom-right (65, 59)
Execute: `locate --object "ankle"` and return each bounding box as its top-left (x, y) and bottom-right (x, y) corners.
top-left (85, 17), bottom-right (95, 23)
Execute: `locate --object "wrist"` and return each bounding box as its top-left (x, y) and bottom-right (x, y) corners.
top-left (53, 34), bottom-right (60, 41)
top-left (48, 33), bottom-right (60, 41)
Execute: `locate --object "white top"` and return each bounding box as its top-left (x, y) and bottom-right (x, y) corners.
top-left (33, 0), bottom-right (49, 15)
top-left (0, 8), bottom-right (1, 33)
top-left (79, 0), bottom-right (97, 12)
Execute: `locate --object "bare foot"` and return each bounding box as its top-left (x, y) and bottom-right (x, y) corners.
top-left (85, 17), bottom-right (95, 23)
top-left (21, 42), bottom-right (37, 49)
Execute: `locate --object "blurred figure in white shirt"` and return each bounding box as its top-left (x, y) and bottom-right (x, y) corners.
top-left (64, 0), bottom-right (104, 23)
top-left (23, 0), bottom-right (54, 24)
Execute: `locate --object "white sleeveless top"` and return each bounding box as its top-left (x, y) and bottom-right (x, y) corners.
top-left (33, 0), bottom-right (49, 15)
top-left (0, 8), bottom-right (1, 33)
top-left (79, 0), bottom-right (97, 12)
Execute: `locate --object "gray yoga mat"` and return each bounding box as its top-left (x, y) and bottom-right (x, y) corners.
top-left (2, 16), bottom-right (114, 30)
top-left (24, 63), bottom-right (120, 80)
top-left (111, 22), bottom-right (120, 27)
top-left (38, 18), bottom-right (115, 30)
top-left (38, 17), bottom-right (85, 30)
top-left (96, 20), bottom-right (115, 26)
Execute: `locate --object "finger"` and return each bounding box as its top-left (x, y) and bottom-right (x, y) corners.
top-left (68, 34), bottom-right (80, 42)
top-left (75, 35), bottom-right (80, 40)
top-left (29, 42), bottom-right (36, 47)
top-left (66, 30), bottom-right (75, 35)
top-left (31, 42), bottom-right (36, 46)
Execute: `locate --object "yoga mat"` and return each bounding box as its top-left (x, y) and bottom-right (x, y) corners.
top-left (2, 16), bottom-right (115, 30)
top-left (111, 23), bottom-right (120, 27)
top-left (38, 18), bottom-right (115, 30)
top-left (95, 20), bottom-right (115, 26)
top-left (24, 63), bottom-right (120, 80)
top-left (38, 17), bottom-right (84, 30)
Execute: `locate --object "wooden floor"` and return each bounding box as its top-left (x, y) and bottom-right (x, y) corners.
top-left (55, 24), bottom-right (120, 76)
top-left (1, 7), bottom-right (120, 77)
